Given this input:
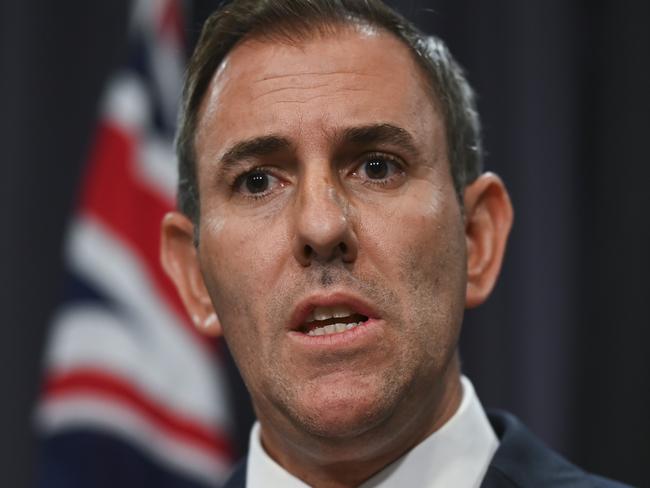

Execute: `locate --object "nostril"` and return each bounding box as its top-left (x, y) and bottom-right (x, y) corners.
top-left (298, 241), bottom-right (353, 264)
top-left (303, 244), bottom-right (312, 259)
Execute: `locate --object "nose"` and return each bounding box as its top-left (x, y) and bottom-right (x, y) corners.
top-left (292, 176), bottom-right (358, 266)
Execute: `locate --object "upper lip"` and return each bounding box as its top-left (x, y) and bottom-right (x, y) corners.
top-left (288, 291), bottom-right (379, 332)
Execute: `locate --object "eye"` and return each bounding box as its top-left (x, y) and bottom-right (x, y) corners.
top-left (352, 153), bottom-right (405, 186)
top-left (363, 158), bottom-right (391, 179)
top-left (234, 169), bottom-right (283, 197)
top-left (244, 171), bottom-right (270, 193)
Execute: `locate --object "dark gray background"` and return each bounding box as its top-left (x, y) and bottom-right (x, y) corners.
top-left (1, 0), bottom-right (648, 486)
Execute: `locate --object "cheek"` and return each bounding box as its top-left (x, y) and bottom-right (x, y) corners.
top-left (198, 220), bottom-right (254, 320)
top-left (198, 213), bottom-right (291, 324)
top-left (403, 213), bottom-right (466, 362)
top-left (360, 181), bottom-right (465, 283)
top-left (197, 217), bottom-right (283, 386)
top-left (360, 185), bottom-right (466, 353)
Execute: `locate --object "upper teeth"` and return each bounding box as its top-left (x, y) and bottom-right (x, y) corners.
top-left (307, 305), bottom-right (355, 322)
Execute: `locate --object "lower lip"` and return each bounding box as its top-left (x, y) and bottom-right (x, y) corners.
top-left (287, 318), bottom-right (383, 348)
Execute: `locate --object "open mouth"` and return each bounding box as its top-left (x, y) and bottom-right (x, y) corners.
top-left (299, 305), bottom-right (369, 337)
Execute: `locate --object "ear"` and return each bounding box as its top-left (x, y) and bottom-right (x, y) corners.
top-left (463, 173), bottom-right (513, 309)
top-left (160, 211), bottom-right (223, 336)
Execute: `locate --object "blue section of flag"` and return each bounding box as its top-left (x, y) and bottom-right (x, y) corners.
top-left (38, 431), bottom-right (215, 488)
top-left (127, 29), bottom-right (175, 136)
top-left (62, 271), bottom-right (106, 306)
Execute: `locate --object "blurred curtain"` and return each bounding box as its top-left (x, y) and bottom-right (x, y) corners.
top-left (1, 1), bottom-right (648, 487)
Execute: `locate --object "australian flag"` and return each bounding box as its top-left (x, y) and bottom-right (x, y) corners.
top-left (35, 1), bottom-right (234, 486)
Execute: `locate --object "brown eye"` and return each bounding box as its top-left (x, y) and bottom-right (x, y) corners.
top-left (363, 158), bottom-right (389, 179)
top-left (234, 169), bottom-right (284, 199)
top-left (245, 171), bottom-right (269, 193)
top-left (355, 154), bottom-right (403, 182)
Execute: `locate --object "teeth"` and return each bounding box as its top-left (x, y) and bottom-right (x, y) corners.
top-left (308, 305), bottom-right (354, 322)
top-left (334, 323), bottom-right (347, 333)
top-left (307, 322), bottom-right (361, 337)
top-left (333, 307), bottom-right (353, 318)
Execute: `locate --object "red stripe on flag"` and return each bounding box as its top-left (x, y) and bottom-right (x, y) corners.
top-left (159, 0), bottom-right (185, 45)
top-left (78, 121), bottom-right (215, 351)
top-left (44, 369), bottom-right (233, 461)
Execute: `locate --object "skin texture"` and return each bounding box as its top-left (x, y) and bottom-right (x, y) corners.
top-left (161, 25), bottom-right (513, 488)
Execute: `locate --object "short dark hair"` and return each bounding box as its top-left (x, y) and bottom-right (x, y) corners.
top-left (176, 0), bottom-right (482, 223)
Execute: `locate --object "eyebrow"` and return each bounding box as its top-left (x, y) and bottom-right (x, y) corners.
top-left (219, 135), bottom-right (292, 171)
top-left (338, 123), bottom-right (420, 158)
top-left (215, 123), bottom-right (419, 172)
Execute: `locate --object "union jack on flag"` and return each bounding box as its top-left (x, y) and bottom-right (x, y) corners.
top-left (36, 1), bottom-right (233, 486)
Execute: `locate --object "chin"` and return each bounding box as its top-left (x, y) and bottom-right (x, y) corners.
top-left (290, 383), bottom-right (397, 440)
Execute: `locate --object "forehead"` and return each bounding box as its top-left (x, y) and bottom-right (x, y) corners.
top-left (195, 26), bottom-right (444, 162)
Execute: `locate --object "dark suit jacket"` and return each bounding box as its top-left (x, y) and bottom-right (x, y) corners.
top-left (222, 410), bottom-right (631, 488)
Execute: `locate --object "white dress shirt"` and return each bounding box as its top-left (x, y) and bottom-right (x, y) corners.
top-left (245, 376), bottom-right (498, 487)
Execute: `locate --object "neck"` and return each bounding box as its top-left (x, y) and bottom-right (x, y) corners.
top-left (259, 358), bottom-right (463, 488)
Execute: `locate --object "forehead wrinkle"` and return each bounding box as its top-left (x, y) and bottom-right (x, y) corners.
top-left (250, 82), bottom-right (329, 102)
top-left (250, 71), bottom-right (378, 104)
top-left (253, 70), bottom-right (378, 83)
top-left (270, 89), bottom-right (369, 105)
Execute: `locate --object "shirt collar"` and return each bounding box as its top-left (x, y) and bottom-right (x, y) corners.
top-left (246, 376), bottom-right (498, 488)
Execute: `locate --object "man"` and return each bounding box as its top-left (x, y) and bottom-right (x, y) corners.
top-left (160, 0), bottom-right (629, 486)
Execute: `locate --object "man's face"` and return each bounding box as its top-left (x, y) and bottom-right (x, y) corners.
top-left (193, 27), bottom-right (467, 446)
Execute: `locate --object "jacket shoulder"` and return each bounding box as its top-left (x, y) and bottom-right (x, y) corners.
top-left (483, 410), bottom-right (630, 488)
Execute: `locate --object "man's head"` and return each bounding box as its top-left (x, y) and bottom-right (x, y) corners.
top-left (175, 0), bottom-right (483, 225)
top-left (162, 0), bottom-right (512, 483)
